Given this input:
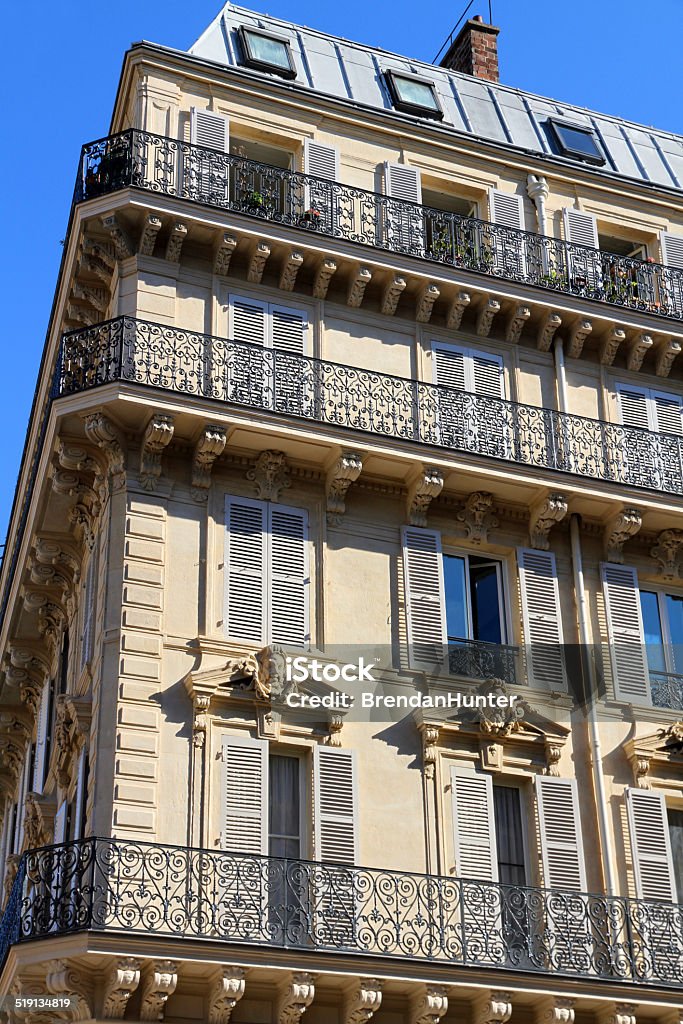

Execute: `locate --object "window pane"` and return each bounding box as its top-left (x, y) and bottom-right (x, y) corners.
top-left (493, 786), bottom-right (526, 886)
top-left (269, 755), bottom-right (300, 856)
top-left (665, 594), bottom-right (683, 673)
top-left (394, 76), bottom-right (439, 111)
top-left (668, 809), bottom-right (683, 902)
top-left (245, 31), bottom-right (291, 70)
top-left (469, 558), bottom-right (503, 644)
top-left (444, 555), bottom-right (468, 640)
top-left (640, 591), bottom-right (666, 673)
top-left (555, 123), bottom-right (602, 160)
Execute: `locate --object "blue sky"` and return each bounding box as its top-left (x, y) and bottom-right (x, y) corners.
top-left (2, 0), bottom-right (682, 544)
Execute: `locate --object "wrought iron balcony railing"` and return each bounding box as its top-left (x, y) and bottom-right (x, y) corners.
top-left (76, 130), bottom-right (683, 323)
top-left (448, 638), bottom-right (518, 684)
top-left (55, 316), bottom-right (683, 497)
top-left (650, 670), bottom-right (683, 712)
top-left (1, 839), bottom-right (681, 987)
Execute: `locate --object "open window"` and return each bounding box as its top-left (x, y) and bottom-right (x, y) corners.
top-left (444, 553), bottom-right (514, 682)
top-left (384, 70), bottom-right (443, 119)
top-left (639, 588), bottom-right (683, 711)
top-left (237, 25), bottom-right (296, 79)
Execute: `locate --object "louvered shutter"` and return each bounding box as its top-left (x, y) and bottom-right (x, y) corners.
top-left (385, 162), bottom-right (422, 203)
top-left (433, 345), bottom-right (467, 391)
top-left (517, 548), bottom-right (566, 691)
top-left (384, 163), bottom-right (423, 252)
top-left (563, 208), bottom-right (601, 289)
top-left (617, 385), bottom-right (651, 430)
top-left (224, 497), bottom-right (267, 643)
top-left (660, 231), bottom-right (683, 269)
top-left (432, 346), bottom-right (468, 449)
top-left (269, 504), bottom-right (309, 646)
top-left (32, 684), bottom-right (50, 792)
top-left (190, 108), bottom-right (229, 152)
top-left (271, 306), bottom-right (308, 353)
top-left (53, 801), bottom-right (68, 846)
top-left (489, 189), bottom-right (524, 231)
top-left (229, 296), bottom-right (268, 348)
top-left (314, 746), bottom-right (357, 863)
top-left (80, 550), bottom-right (97, 670)
top-left (652, 390), bottom-right (683, 436)
top-left (227, 296), bottom-right (270, 407)
top-left (626, 787), bottom-right (676, 902)
top-left (450, 767), bottom-right (497, 881)
top-left (489, 189), bottom-right (526, 276)
top-left (303, 140), bottom-right (339, 180)
top-left (471, 352), bottom-right (505, 397)
top-left (601, 563), bottom-right (650, 705)
top-left (188, 108), bottom-right (230, 205)
top-left (221, 735), bottom-right (268, 854)
top-left (402, 527), bottom-right (447, 670)
top-left (563, 208), bottom-right (599, 249)
top-left (536, 776), bottom-right (587, 890)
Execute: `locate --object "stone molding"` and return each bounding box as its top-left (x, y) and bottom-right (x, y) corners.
top-left (102, 957), bottom-right (141, 1019)
top-left (406, 468), bottom-right (444, 527)
top-left (247, 450), bottom-right (291, 501)
top-left (139, 960), bottom-right (179, 1021)
top-left (603, 508), bottom-right (642, 563)
top-left (326, 452), bottom-right (363, 525)
top-left (529, 493), bottom-right (568, 549)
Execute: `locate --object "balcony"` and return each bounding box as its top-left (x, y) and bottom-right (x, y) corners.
top-left (75, 130), bottom-right (683, 324)
top-left (1, 838), bottom-right (681, 987)
top-left (55, 316), bottom-right (683, 497)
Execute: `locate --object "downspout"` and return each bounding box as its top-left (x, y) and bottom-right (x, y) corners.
top-left (569, 515), bottom-right (617, 897)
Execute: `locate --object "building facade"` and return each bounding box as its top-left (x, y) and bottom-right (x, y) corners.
top-left (0, 4), bottom-right (682, 1022)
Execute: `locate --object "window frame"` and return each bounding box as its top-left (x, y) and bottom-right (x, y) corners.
top-left (492, 777), bottom-right (532, 887)
top-left (268, 747), bottom-right (309, 860)
top-left (548, 118), bottom-right (605, 166)
top-left (384, 69), bottom-right (444, 120)
top-left (442, 548), bottom-right (509, 646)
top-left (237, 25), bottom-right (297, 80)
top-left (639, 585), bottom-right (683, 678)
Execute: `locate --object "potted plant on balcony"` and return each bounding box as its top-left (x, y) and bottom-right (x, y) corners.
top-left (300, 207), bottom-right (322, 228)
top-left (539, 268), bottom-right (568, 289)
top-left (246, 190), bottom-right (267, 213)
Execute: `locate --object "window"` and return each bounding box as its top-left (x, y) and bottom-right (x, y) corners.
top-left (237, 26), bottom-right (296, 79)
top-left (668, 808), bottom-right (683, 902)
top-left (444, 553), bottom-right (511, 681)
top-left (384, 70), bottom-right (443, 119)
top-left (269, 753), bottom-right (303, 857)
top-left (616, 382), bottom-right (683, 491)
top-left (431, 342), bottom-right (509, 458)
top-left (492, 784), bottom-right (527, 885)
top-left (640, 589), bottom-right (683, 708)
top-left (548, 119), bottom-right (605, 165)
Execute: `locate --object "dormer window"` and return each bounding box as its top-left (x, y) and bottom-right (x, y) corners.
top-left (385, 70), bottom-right (443, 119)
top-left (237, 26), bottom-right (296, 79)
top-left (548, 118), bottom-right (605, 165)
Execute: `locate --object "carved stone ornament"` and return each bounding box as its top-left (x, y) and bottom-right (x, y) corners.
top-left (505, 304), bottom-right (530, 344)
top-left (165, 222), bottom-right (188, 263)
top-left (381, 274), bottom-right (407, 316)
top-left (651, 528), bottom-right (683, 579)
top-left (347, 266), bottom-right (372, 308)
top-left (83, 412), bottom-right (126, 486)
top-left (473, 679), bottom-right (529, 738)
top-left (475, 990), bottom-right (512, 1024)
top-left (410, 984), bottom-right (448, 1024)
top-left (139, 414), bottom-right (174, 491)
top-left (416, 282), bottom-right (440, 324)
top-left (313, 258), bottom-right (337, 300)
top-left (247, 450), bottom-right (291, 501)
top-left (537, 312), bottom-right (561, 352)
top-left (567, 319), bottom-right (592, 359)
top-left (600, 326), bottom-right (626, 365)
top-left (45, 958), bottom-right (92, 1021)
top-left (416, 720), bottom-right (440, 780)
top-left (23, 793), bottom-right (56, 849)
top-left (51, 694), bottom-right (90, 788)
top-left (407, 468), bottom-right (444, 528)
top-left (3, 854), bottom-right (20, 905)
top-left (214, 232), bottom-right (238, 276)
top-left (603, 508), bottom-right (642, 563)
top-left (277, 971), bottom-right (315, 1024)
top-left (139, 960), bottom-right (179, 1021)
top-left (191, 425), bottom-right (227, 501)
top-left (102, 957), bottom-right (141, 1019)
top-left (247, 240), bottom-right (271, 284)
top-left (456, 491), bottom-right (498, 544)
top-left (538, 996), bottom-right (575, 1023)
top-left (326, 452), bottom-right (363, 525)
top-left (597, 1004), bottom-right (637, 1024)
top-left (326, 713), bottom-right (344, 747)
top-left (661, 720), bottom-right (683, 751)
top-left (476, 296), bottom-right (501, 337)
top-left (529, 493), bottom-right (568, 550)
top-left (72, 281), bottom-right (108, 313)
top-left (101, 213), bottom-right (134, 260)
top-left (656, 337), bottom-right (682, 377)
top-left (624, 724), bottom-right (683, 789)
top-left (627, 332), bottom-right (653, 372)
top-left (5, 645), bottom-right (49, 716)
top-left (207, 966), bottom-right (246, 1024)
top-left (279, 249), bottom-right (304, 291)
top-left (446, 290), bottom-right (471, 329)
top-left (343, 978), bottom-right (383, 1024)
top-left (138, 213), bottom-right (162, 256)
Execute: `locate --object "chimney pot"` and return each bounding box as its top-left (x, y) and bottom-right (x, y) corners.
top-left (439, 16), bottom-right (500, 83)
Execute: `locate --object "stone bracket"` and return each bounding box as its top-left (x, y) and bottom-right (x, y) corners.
top-left (343, 978), bottom-right (383, 1024)
top-left (475, 990), bottom-right (512, 1024)
top-left (45, 959), bottom-right (93, 1021)
top-left (313, 258), bottom-right (338, 299)
top-left (603, 508), bottom-right (642, 563)
top-left (214, 233), bottom-right (238, 276)
top-left (567, 319), bottom-right (592, 359)
top-left (207, 966), bottom-right (246, 1024)
top-left (416, 283), bottom-right (440, 323)
top-left (505, 304), bottom-right (530, 343)
top-left (247, 240), bottom-right (271, 283)
top-left (410, 984), bottom-right (448, 1024)
top-left (165, 222), bottom-right (188, 263)
top-left (83, 412), bottom-right (126, 484)
top-left (537, 311), bottom-right (562, 351)
top-left (279, 250), bottom-right (304, 291)
top-left (406, 467), bottom-right (444, 527)
top-left (529, 493), bottom-right (568, 550)
top-left (138, 214), bottom-right (163, 257)
top-left (536, 996), bottom-right (575, 1023)
top-left (71, 281), bottom-right (108, 313)
top-left (446, 290), bottom-right (471, 329)
top-left (102, 956), bottom-right (141, 1019)
top-left (101, 214), bottom-right (134, 260)
top-left (277, 972), bottom-right (315, 1024)
top-left (626, 331), bottom-right (653, 371)
top-left (476, 296), bottom-right (501, 337)
top-left (139, 414), bottom-right (174, 491)
top-left (600, 326), bottom-right (626, 365)
top-left (191, 425), bottom-right (227, 501)
top-left (348, 266), bottom-right (372, 307)
top-left (139, 960), bottom-right (179, 1021)
top-left (326, 452), bottom-right (363, 525)
top-left (381, 274), bottom-right (406, 316)
top-left (656, 337), bottom-right (682, 377)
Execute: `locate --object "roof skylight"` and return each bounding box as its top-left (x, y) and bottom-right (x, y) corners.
top-left (549, 119), bottom-right (605, 165)
top-left (237, 26), bottom-right (296, 79)
top-left (385, 70), bottom-right (443, 119)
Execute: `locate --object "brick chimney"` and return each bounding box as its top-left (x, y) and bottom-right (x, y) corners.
top-left (439, 14), bottom-right (500, 83)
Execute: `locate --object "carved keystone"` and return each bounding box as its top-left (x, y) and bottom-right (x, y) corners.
top-left (102, 957), bottom-right (141, 1018)
top-left (277, 972), bottom-right (315, 1024)
top-left (529, 493), bottom-right (568, 550)
top-left (247, 451), bottom-right (291, 502)
top-left (476, 296), bottom-right (501, 337)
top-left (279, 250), bottom-right (304, 291)
top-left (342, 978), bottom-right (383, 1024)
top-left (447, 290), bottom-right (471, 329)
top-left (348, 266), bottom-right (372, 307)
top-left (247, 240), bottom-right (271, 283)
top-left (139, 415), bottom-right (174, 491)
top-left (191, 425), bottom-right (227, 501)
top-left (537, 311), bottom-right (562, 351)
top-left (567, 319), bottom-right (592, 359)
top-left (313, 258), bottom-right (337, 299)
top-left (207, 966), bottom-right (246, 1024)
top-left (656, 337), bottom-right (682, 377)
top-left (406, 468), bottom-right (444, 527)
top-left (457, 492), bottom-right (498, 544)
top-left (475, 990), bottom-right (512, 1024)
top-left (410, 984), bottom-right (448, 1024)
top-left (138, 214), bottom-right (162, 256)
top-left (165, 222), bottom-right (188, 263)
top-left (651, 529), bottom-right (683, 579)
top-left (381, 275), bottom-right (406, 316)
top-left (416, 283), bottom-right (440, 323)
top-left (505, 304), bottom-right (531, 343)
top-left (326, 452), bottom-right (363, 526)
top-left (627, 332), bottom-right (653, 372)
top-left (600, 326), bottom-right (626, 365)
top-left (604, 508), bottom-right (642, 563)
top-left (139, 960), bottom-right (179, 1021)
top-left (214, 232), bottom-right (238, 276)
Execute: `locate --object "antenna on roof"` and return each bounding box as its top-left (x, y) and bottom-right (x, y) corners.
top-left (432, 0), bottom-right (476, 64)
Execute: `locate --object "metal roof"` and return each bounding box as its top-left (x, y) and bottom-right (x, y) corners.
top-left (188, 3), bottom-right (683, 192)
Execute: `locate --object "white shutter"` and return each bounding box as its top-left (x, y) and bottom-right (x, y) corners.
top-left (660, 231), bottom-right (683, 269)
top-left (303, 139), bottom-right (339, 180)
top-left (402, 527), bottom-right (447, 670)
top-left (450, 767), bottom-right (497, 881)
top-left (600, 563), bottom-right (650, 705)
top-left (71, 749), bottom-right (87, 841)
top-left (224, 497), bottom-right (267, 643)
top-left (517, 548), bottom-right (566, 691)
top-left (489, 189), bottom-right (524, 231)
top-left (314, 747), bottom-right (357, 863)
top-left (384, 162), bottom-right (422, 203)
top-left (536, 776), bottom-right (587, 891)
top-left (563, 207), bottom-right (599, 249)
top-left (229, 296), bottom-right (268, 348)
top-left (53, 801), bottom-right (68, 846)
top-left (32, 684), bottom-right (50, 792)
top-left (271, 306), bottom-right (308, 354)
top-left (617, 384), bottom-right (651, 430)
top-left (190, 107), bottom-right (229, 152)
top-left (652, 390), bottom-right (683, 436)
top-left (80, 549), bottom-right (97, 670)
top-left (221, 735), bottom-right (268, 854)
top-left (471, 351), bottom-right (505, 398)
top-left (432, 345), bottom-right (467, 391)
top-left (269, 504), bottom-right (309, 647)
top-left (626, 787), bottom-right (676, 902)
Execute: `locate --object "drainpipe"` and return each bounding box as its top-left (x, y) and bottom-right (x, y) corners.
top-left (526, 173), bottom-right (549, 235)
top-left (553, 335), bottom-right (568, 414)
top-left (569, 514), bottom-right (617, 897)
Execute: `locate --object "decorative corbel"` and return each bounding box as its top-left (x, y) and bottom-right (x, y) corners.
top-left (3, 854), bottom-right (20, 906)
top-left (406, 468), bottom-right (444, 528)
top-left (101, 214), bottom-right (134, 260)
top-left (543, 740), bottom-right (563, 777)
top-left (66, 303), bottom-right (98, 327)
top-left (247, 240), bottom-right (271, 284)
top-left (628, 751), bottom-right (651, 789)
top-left (505, 305), bottom-right (530, 344)
top-left (83, 412), bottom-right (126, 485)
top-left (567, 319), bottom-right (592, 359)
top-left (5, 645), bottom-right (49, 715)
top-left (165, 222), bottom-right (188, 263)
top-left (277, 972), bottom-right (315, 1024)
top-left (417, 721), bottom-right (440, 780)
top-left (192, 695), bottom-right (212, 749)
top-left (326, 452), bottom-right (363, 526)
top-left (139, 414), bottom-right (174, 491)
top-left (381, 275), bottom-right (406, 316)
top-left (536, 997), bottom-right (575, 1023)
top-left (626, 332), bottom-right (653, 372)
top-left (456, 492), bottom-right (498, 544)
top-left (51, 694), bottom-right (90, 788)
top-left (603, 508), bottom-right (642, 563)
top-left (537, 312), bottom-right (562, 352)
top-left (342, 978), bottom-right (383, 1024)
top-left (207, 966), bottom-right (246, 1024)
top-left (22, 594), bottom-right (66, 663)
top-left (213, 233), bottom-right (238, 276)
top-left (476, 296), bottom-right (501, 337)
top-left (102, 957), bottom-right (141, 1019)
top-left (600, 326), bottom-right (626, 365)
top-left (45, 959), bottom-right (92, 1021)
top-left (313, 258), bottom-right (337, 299)
top-left (279, 250), bottom-right (304, 291)
top-left (23, 793), bottom-right (57, 849)
top-left (82, 237), bottom-right (116, 272)
top-left (416, 283), bottom-right (440, 323)
top-left (347, 266), bottom-right (372, 307)
top-left (138, 214), bottom-right (162, 257)
top-left (246, 451), bottom-right (291, 502)
top-left (410, 984), bottom-right (448, 1024)
top-left (529, 493), bottom-right (568, 550)
top-left (139, 960), bottom-right (179, 1021)
top-left (446, 290), bottom-right (471, 329)
top-left (191, 425), bottom-right (227, 501)
top-left (475, 991), bottom-right (512, 1024)
top-left (71, 281), bottom-right (108, 313)
top-left (651, 529), bottom-right (683, 579)
top-left (325, 713), bottom-right (344, 747)
top-left (597, 1005), bottom-right (637, 1024)
top-left (57, 440), bottom-right (102, 477)
top-left (656, 337), bottom-right (682, 377)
